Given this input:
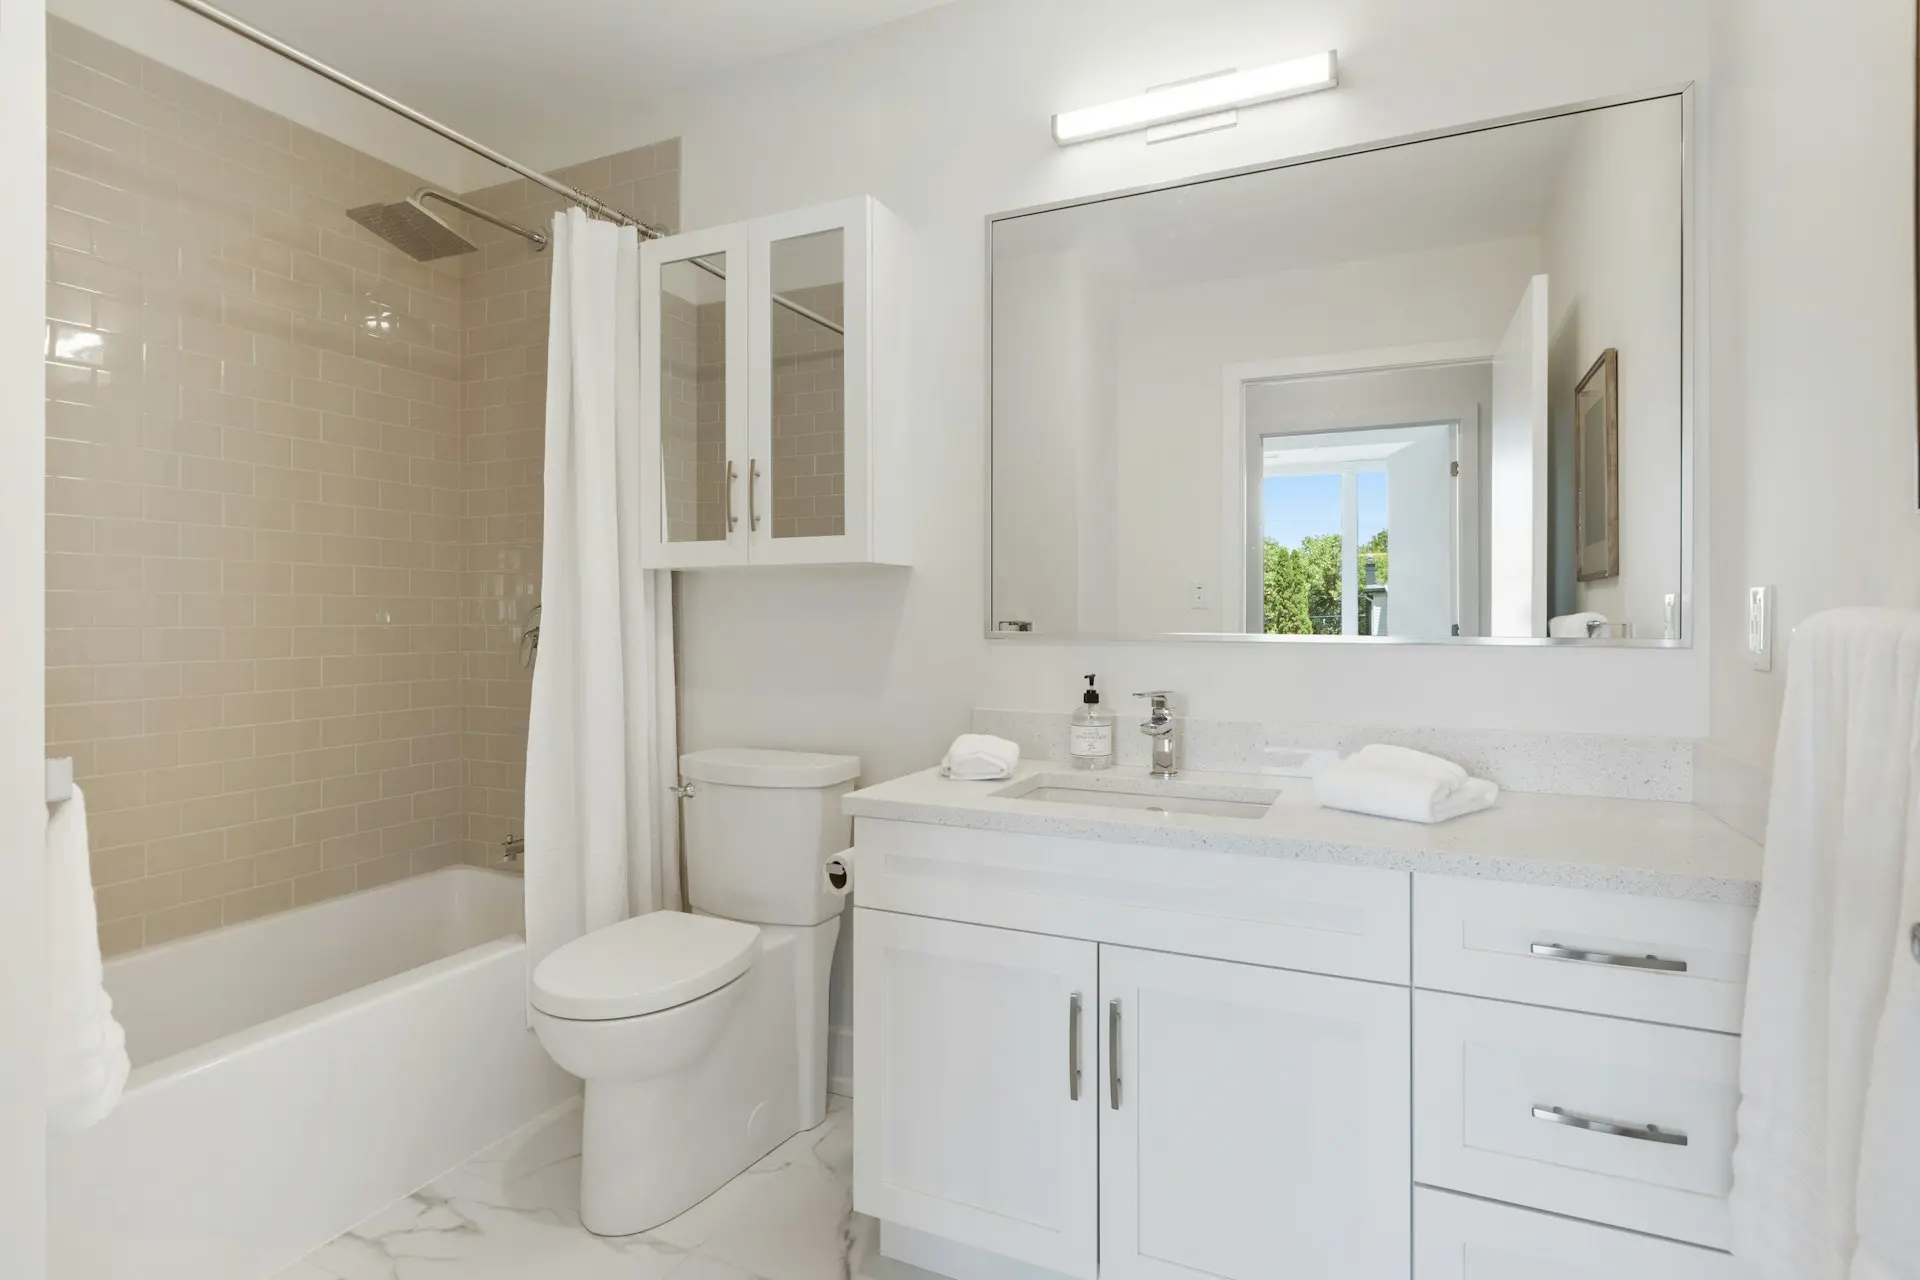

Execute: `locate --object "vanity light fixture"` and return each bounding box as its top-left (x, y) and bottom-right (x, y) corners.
top-left (1051, 50), bottom-right (1338, 146)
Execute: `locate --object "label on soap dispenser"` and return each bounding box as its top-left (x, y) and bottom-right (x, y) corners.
top-left (1069, 723), bottom-right (1113, 759)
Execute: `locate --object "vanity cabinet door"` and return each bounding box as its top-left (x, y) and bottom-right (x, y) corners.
top-left (852, 908), bottom-right (1098, 1278)
top-left (1099, 946), bottom-right (1411, 1280)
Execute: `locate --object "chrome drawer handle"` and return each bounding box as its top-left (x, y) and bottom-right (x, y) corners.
top-left (1068, 993), bottom-right (1082, 1102)
top-left (1532, 1105), bottom-right (1689, 1146)
top-left (1108, 999), bottom-right (1122, 1111)
top-left (725, 461), bottom-right (739, 531)
top-left (1530, 942), bottom-right (1687, 974)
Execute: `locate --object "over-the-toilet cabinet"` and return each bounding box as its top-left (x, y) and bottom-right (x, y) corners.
top-left (638, 196), bottom-right (909, 568)
top-left (854, 910), bottom-right (1412, 1280)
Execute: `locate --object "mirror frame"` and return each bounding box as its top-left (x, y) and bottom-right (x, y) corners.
top-left (983, 86), bottom-right (1698, 648)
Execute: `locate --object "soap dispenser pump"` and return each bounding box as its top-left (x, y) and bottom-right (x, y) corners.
top-left (1069, 674), bottom-right (1115, 771)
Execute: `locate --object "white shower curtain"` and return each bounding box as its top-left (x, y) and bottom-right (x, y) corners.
top-left (524, 208), bottom-right (680, 990)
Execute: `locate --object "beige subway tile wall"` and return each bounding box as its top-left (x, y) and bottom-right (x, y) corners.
top-left (44, 19), bottom-right (471, 955)
top-left (455, 144), bottom-right (680, 869)
top-left (46, 16), bottom-right (683, 953)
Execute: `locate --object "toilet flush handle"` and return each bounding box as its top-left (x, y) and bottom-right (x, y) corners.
top-left (671, 781), bottom-right (696, 799)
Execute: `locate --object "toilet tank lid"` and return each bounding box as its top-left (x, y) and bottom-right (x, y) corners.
top-left (681, 748), bottom-right (860, 789)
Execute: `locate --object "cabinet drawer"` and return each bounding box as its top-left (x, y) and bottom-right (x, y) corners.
top-left (1415, 1188), bottom-right (1737, 1279)
top-left (1413, 992), bottom-right (1738, 1249)
top-left (1413, 876), bottom-right (1754, 1032)
top-left (853, 818), bottom-right (1410, 984)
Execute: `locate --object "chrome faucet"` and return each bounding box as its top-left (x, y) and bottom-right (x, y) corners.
top-left (1134, 691), bottom-right (1178, 777)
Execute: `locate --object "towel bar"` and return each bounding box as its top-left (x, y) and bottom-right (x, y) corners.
top-left (46, 757), bottom-right (73, 804)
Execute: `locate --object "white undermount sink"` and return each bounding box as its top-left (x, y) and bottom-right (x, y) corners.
top-left (992, 776), bottom-right (1278, 820)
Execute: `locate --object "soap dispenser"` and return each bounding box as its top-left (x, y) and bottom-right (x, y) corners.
top-left (1069, 674), bottom-right (1115, 771)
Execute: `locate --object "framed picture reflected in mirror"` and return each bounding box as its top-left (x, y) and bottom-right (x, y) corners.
top-left (1575, 348), bottom-right (1620, 582)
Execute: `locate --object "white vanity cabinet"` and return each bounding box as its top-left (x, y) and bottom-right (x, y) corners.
top-left (846, 799), bottom-right (1757, 1280)
top-left (638, 196), bottom-right (909, 569)
top-left (854, 910), bottom-right (1412, 1280)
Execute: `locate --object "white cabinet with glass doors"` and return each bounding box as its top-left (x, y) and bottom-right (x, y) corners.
top-left (638, 196), bottom-right (910, 568)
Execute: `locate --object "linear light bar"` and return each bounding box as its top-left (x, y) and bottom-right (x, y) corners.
top-left (1051, 50), bottom-right (1339, 146)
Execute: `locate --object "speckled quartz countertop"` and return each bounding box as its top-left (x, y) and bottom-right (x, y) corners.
top-left (843, 763), bottom-right (1764, 906)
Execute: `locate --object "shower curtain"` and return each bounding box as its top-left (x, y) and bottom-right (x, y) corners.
top-left (524, 208), bottom-right (679, 990)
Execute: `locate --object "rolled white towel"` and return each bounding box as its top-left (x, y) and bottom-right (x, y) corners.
top-left (1346, 743), bottom-right (1468, 788)
top-left (1549, 611), bottom-right (1608, 639)
top-left (942, 733), bottom-right (1020, 781)
top-left (1314, 751), bottom-right (1498, 824)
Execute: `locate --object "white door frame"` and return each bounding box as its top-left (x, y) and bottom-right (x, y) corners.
top-left (0, 0), bottom-right (48, 1275)
top-left (1222, 340), bottom-right (1495, 634)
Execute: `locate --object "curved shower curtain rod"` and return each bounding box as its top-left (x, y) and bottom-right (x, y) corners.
top-left (161, 0), bottom-right (846, 338)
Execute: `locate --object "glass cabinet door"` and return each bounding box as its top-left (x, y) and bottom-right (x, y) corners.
top-left (657, 253), bottom-right (733, 545)
top-left (640, 226), bottom-right (748, 567)
top-left (764, 228), bottom-right (846, 542)
top-left (748, 199), bottom-right (871, 564)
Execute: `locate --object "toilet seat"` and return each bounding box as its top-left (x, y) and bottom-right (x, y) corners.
top-left (532, 910), bottom-right (761, 1022)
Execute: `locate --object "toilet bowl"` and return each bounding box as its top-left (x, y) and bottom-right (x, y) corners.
top-left (529, 747), bottom-right (858, 1237)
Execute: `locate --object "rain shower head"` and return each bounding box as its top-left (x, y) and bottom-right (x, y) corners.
top-left (346, 192), bottom-right (476, 262)
top-left (345, 188), bottom-right (548, 262)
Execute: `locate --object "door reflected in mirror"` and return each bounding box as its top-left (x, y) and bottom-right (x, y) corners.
top-left (989, 94), bottom-right (1687, 645)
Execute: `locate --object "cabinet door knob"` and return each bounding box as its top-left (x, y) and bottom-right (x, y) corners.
top-left (1108, 999), bottom-right (1123, 1111)
top-left (1068, 993), bottom-right (1082, 1102)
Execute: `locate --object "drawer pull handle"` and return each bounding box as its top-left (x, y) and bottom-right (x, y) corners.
top-left (1108, 999), bottom-right (1122, 1110)
top-left (1068, 993), bottom-right (1082, 1102)
top-left (1530, 942), bottom-right (1688, 973)
top-left (1532, 1105), bottom-right (1689, 1146)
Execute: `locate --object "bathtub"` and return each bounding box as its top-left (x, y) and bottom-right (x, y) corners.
top-left (48, 866), bottom-right (576, 1280)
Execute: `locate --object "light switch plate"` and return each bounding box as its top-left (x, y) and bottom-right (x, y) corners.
top-left (1190, 580), bottom-right (1210, 610)
top-left (1747, 586), bottom-right (1774, 671)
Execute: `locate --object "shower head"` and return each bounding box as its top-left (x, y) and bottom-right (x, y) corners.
top-left (345, 188), bottom-right (551, 263)
top-left (346, 191), bottom-right (478, 262)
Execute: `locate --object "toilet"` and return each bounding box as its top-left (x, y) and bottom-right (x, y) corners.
top-left (529, 747), bottom-right (858, 1237)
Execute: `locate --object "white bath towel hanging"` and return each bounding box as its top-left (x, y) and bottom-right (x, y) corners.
top-left (1728, 608), bottom-right (1920, 1280)
top-left (524, 209), bottom-right (680, 1003)
top-left (46, 785), bottom-right (129, 1132)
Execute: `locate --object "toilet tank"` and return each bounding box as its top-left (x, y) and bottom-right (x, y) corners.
top-left (680, 748), bottom-right (861, 927)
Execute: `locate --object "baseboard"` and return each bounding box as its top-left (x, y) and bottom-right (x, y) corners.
top-left (828, 1024), bottom-right (854, 1098)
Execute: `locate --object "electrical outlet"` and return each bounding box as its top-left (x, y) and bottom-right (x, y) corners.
top-left (1190, 581), bottom-right (1210, 610)
top-left (1747, 586), bottom-right (1774, 672)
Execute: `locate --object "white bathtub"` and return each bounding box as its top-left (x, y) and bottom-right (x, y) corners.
top-left (48, 866), bottom-right (576, 1280)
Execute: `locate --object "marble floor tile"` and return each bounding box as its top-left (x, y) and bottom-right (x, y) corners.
top-left (284, 1097), bottom-right (866, 1280)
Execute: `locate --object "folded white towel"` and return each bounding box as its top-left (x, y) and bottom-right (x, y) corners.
top-left (1314, 748), bottom-right (1498, 824)
top-left (1346, 743), bottom-right (1468, 788)
top-left (47, 785), bottom-right (129, 1133)
top-left (942, 733), bottom-right (1020, 781)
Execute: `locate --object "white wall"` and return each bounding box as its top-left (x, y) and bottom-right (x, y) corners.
top-left (1, 0), bottom-right (47, 1273)
top-left (47, 0), bottom-right (487, 189)
top-left (1112, 238), bottom-right (1539, 633)
top-left (597, 0), bottom-right (1713, 774)
top-left (1707, 0), bottom-right (1920, 771)
top-left (991, 249), bottom-right (1119, 634)
top-left (1543, 97), bottom-right (1685, 636)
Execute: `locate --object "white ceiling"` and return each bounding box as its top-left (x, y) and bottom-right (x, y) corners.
top-left (196, 0), bottom-right (960, 163)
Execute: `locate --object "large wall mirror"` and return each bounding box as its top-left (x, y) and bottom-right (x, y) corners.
top-left (989, 94), bottom-right (1689, 645)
